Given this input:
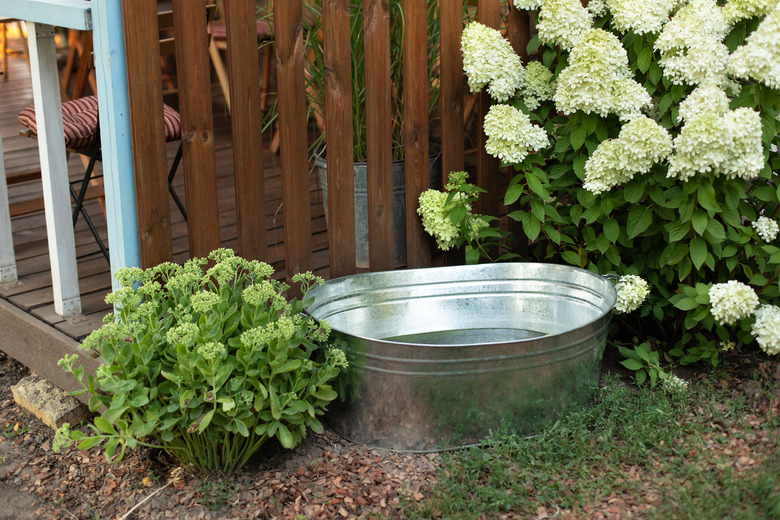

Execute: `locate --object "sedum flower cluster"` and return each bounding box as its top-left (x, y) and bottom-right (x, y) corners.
top-left (461, 22), bottom-right (524, 102)
top-left (553, 29), bottom-right (651, 120)
top-left (584, 116), bottom-right (672, 194)
top-left (728, 4), bottom-right (780, 90)
top-left (709, 280), bottom-right (760, 326)
top-left (655, 0), bottom-right (730, 86)
top-left (752, 216), bottom-right (779, 242)
top-left (752, 304), bottom-right (780, 355)
top-left (483, 104), bottom-right (549, 164)
top-left (614, 275), bottom-right (650, 314)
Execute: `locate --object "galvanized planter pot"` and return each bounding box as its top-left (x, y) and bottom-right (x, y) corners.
top-left (305, 263), bottom-right (618, 452)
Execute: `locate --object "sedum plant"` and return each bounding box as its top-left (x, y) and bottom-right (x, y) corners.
top-left (420, 0), bottom-right (780, 368)
top-left (54, 249), bottom-right (346, 473)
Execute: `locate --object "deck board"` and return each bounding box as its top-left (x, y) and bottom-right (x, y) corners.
top-left (0, 43), bottom-right (329, 344)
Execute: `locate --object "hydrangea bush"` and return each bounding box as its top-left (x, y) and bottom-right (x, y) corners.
top-left (420, 0), bottom-right (780, 368)
top-left (54, 249), bottom-right (346, 473)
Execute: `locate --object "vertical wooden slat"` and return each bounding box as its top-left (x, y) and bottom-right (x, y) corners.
top-left (0, 131), bottom-right (18, 283)
top-left (507, 4), bottom-right (531, 250)
top-left (508, 3), bottom-right (530, 62)
top-left (224, 0), bottom-right (266, 261)
top-left (476, 0), bottom-right (500, 218)
top-left (363, 0), bottom-right (393, 272)
top-left (440, 0), bottom-right (465, 184)
top-left (323, 0), bottom-right (356, 278)
top-left (402, 0), bottom-right (430, 269)
top-left (171, 0), bottom-right (220, 259)
top-left (274, 0), bottom-right (312, 278)
top-left (122, 0), bottom-right (172, 268)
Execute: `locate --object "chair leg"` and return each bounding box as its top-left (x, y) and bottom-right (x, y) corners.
top-left (68, 182), bottom-right (110, 264)
top-left (168, 143), bottom-right (187, 221)
top-left (209, 38), bottom-right (231, 112)
top-left (70, 147), bottom-right (110, 264)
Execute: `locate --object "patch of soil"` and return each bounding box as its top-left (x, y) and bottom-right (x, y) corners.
top-left (0, 347), bottom-right (776, 520)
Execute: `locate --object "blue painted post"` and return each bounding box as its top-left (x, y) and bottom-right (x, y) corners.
top-left (91, 0), bottom-right (141, 290)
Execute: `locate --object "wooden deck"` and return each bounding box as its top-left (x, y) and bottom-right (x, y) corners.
top-left (0, 41), bottom-right (329, 372)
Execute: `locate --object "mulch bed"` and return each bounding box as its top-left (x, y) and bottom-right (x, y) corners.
top-left (0, 348), bottom-right (777, 520)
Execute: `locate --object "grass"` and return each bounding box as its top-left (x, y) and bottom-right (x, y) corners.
top-left (405, 373), bottom-right (780, 519)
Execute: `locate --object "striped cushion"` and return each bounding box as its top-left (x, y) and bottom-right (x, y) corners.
top-left (18, 96), bottom-right (100, 149)
top-left (18, 95), bottom-right (181, 149)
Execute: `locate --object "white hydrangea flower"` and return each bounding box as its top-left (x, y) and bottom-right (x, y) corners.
top-left (521, 61), bottom-right (557, 110)
top-left (461, 22), bottom-right (525, 102)
top-left (728, 4), bottom-right (780, 90)
top-left (514, 0), bottom-right (543, 9)
top-left (584, 116), bottom-right (673, 194)
top-left (417, 189), bottom-right (468, 251)
top-left (655, 0), bottom-right (730, 86)
top-left (554, 29), bottom-right (651, 120)
top-left (661, 374), bottom-right (689, 394)
top-left (721, 108), bottom-right (765, 179)
top-left (536, 0), bottom-right (593, 50)
top-left (614, 275), bottom-right (650, 314)
top-left (752, 304), bottom-right (780, 355)
top-left (677, 83), bottom-right (730, 122)
top-left (605, 0), bottom-right (678, 34)
top-left (483, 104), bottom-right (550, 164)
top-left (722, 0), bottom-right (779, 24)
top-left (709, 280), bottom-right (760, 326)
top-left (586, 0), bottom-right (609, 17)
top-left (752, 216), bottom-right (780, 242)
top-left (668, 107), bottom-right (763, 181)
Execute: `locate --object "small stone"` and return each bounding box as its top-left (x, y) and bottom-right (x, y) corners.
top-left (11, 375), bottom-right (91, 430)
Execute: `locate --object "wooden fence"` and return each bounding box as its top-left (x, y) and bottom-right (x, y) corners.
top-left (121, 0), bottom-right (533, 280)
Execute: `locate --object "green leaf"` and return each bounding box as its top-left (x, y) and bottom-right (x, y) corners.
top-left (504, 183), bottom-right (525, 206)
top-left (637, 46), bottom-right (653, 73)
top-left (690, 237), bottom-right (707, 269)
top-left (627, 206), bottom-right (653, 238)
top-left (561, 250), bottom-right (581, 267)
top-left (603, 218), bottom-right (619, 243)
top-left (697, 183), bottom-right (721, 213)
top-left (672, 297), bottom-right (699, 311)
top-left (526, 172), bottom-right (547, 198)
top-left (197, 410), bottom-right (215, 434)
top-left (659, 93), bottom-right (673, 115)
top-left (93, 417), bottom-right (116, 435)
top-left (691, 210), bottom-right (708, 235)
top-left (276, 423), bottom-right (295, 449)
top-left (621, 359), bottom-right (645, 371)
top-left (78, 437), bottom-right (103, 451)
top-left (666, 220), bottom-right (690, 242)
top-left (570, 125), bottom-right (586, 150)
top-left (465, 246), bottom-right (480, 265)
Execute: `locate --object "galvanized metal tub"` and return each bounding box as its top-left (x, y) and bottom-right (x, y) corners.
top-left (305, 263), bottom-right (617, 451)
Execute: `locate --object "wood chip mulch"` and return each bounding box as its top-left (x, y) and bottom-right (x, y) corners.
top-left (0, 350), bottom-right (438, 520)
